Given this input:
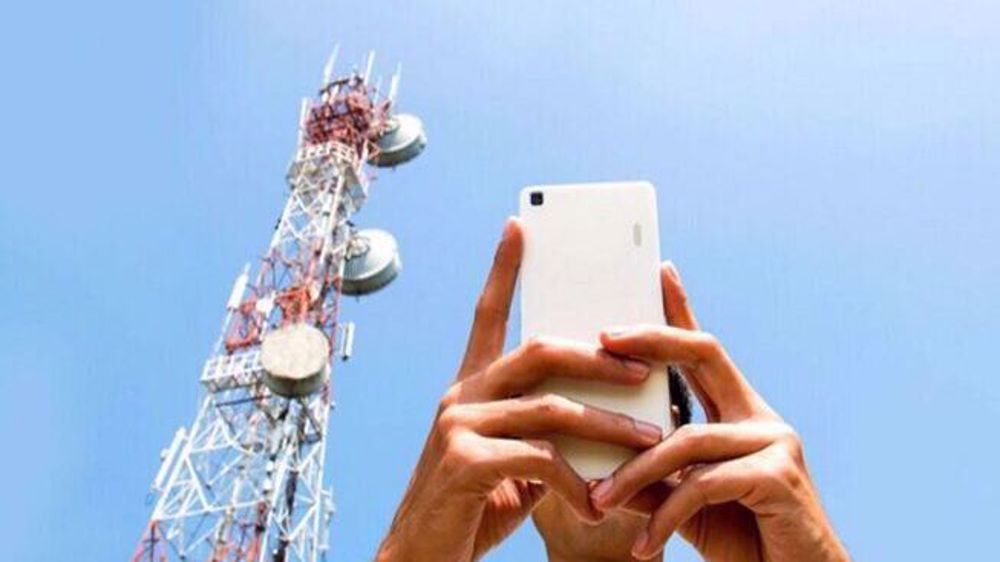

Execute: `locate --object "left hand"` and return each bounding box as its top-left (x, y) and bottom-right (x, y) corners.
top-left (377, 219), bottom-right (659, 562)
top-left (589, 263), bottom-right (850, 562)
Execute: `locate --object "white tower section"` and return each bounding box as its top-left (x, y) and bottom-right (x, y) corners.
top-left (132, 49), bottom-right (425, 562)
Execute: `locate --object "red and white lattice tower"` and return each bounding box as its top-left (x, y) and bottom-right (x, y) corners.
top-left (132, 48), bottom-right (426, 562)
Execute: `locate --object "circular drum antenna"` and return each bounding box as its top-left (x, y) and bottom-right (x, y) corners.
top-left (341, 228), bottom-right (402, 296)
top-left (369, 113), bottom-right (427, 167)
top-left (260, 323), bottom-right (330, 397)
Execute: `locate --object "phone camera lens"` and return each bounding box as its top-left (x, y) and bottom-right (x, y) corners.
top-left (530, 191), bottom-right (544, 206)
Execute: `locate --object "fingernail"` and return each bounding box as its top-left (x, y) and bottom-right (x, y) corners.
top-left (604, 326), bottom-right (629, 337)
top-left (620, 357), bottom-right (650, 376)
top-left (631, 530), bottom-right (650, 558)
top-left (501, 217), bottom-right (515, 239)
top-left (635, 420), bottom-right (663, 443)
top-left (664, 261), bottom-right (681, 282)
top-left (493, 218), bottom-right (514, 260)
top-left (590, 476), bottom-right (614, 507)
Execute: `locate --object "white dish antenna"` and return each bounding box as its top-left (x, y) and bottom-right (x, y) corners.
top-left (260, 323), bottom-right (330, 397)
top-left (341, 229), bottom-right (402, 296)
top-left (369, 114), bottom-right (427, 168)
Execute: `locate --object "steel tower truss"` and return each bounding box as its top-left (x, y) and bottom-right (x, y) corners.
top-left (133, 51), bottom-right (399, 562)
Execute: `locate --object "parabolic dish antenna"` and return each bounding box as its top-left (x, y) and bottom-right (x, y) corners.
top-left (369, 113), bottom-right (427, 167)
top-left (259, 323), bottom-right (330, 397)
top-left (341, 228), bottom-right (401, 296)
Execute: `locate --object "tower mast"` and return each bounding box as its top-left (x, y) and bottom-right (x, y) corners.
top-left (132, 48), bottom-right (426, 562)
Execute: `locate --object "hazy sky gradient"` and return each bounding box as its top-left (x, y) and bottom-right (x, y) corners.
top-left (1, 2), bottom-right (998, 560)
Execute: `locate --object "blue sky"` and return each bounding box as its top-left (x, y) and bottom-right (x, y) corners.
top-left (1, 1), bottom-right (998, 560)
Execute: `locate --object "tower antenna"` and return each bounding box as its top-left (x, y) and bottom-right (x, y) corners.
top-left (132, 46), bottom-right (427, 562)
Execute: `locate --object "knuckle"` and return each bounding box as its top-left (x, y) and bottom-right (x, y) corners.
top-left (521, 336), bottom-right (556, 366)
top-left (695, 331), bottom-right (723, 360)
top-left (775, 424), bottom-right (805, 463)
top-left (670, 423), bottom-right (696, 441)
top-left (473, 297), bottom-right (501, 323)
top-left (441, 430), bottom-right (485, 469)
top-left (437, 385), bottom-right (461, 413)
top-left (523, 336), bottom-right (550, 355)
top-left (688, 467), bottom-right (715, 506)
top-left (758, 450), bottom-right (804, 492)
top-left (670, 424), bottom-right (703, 453)
top-left (536, 393), bottom-right (571, 418)
top-left (435, 406), bottom-right (463, 434)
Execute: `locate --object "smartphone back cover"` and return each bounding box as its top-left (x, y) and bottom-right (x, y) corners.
top-left (520, 181), bottom-right (672, 479)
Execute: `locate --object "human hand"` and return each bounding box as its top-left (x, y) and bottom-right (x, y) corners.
top-left (376, 218), bottom-right (663, 562)
top-left (590, 263), bottom-right (850, 562)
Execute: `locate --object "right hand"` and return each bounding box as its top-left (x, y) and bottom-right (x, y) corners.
top-left (375, 218), bottom-right (664, 562)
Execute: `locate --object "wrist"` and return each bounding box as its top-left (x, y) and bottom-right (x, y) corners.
top-left (376, 506), bottom-right (433, 562)
top-left (376, 528), bottom-right (430, 562)
top-left (375, 495), bottom-right (482, 562)
top-left (375, 530), bottom-right (408, 562)
top-left (375, 499), bottom-right (413, 561)
top-left (758, 506), bottom-right (849, 562)
top-left (815, 523), bottom-right (851, 562)
top-left (803, 501), bottom-right (851, 562)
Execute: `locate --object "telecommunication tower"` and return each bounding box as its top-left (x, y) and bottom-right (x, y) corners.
top-left (132, 47), bottom-right (426, 562)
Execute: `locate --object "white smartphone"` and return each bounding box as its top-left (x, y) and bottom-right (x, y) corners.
top-left (519, 181), bottom-right (671, 479)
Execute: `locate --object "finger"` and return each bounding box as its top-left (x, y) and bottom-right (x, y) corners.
top-left (591, 422), bottom-right (784, 510)
top-left (454, 394), bottom-right (663, 449)
top-left (600, 325), bottom-right (764, 420)
top-left (632, 458), bottom-right (758, 560)
top-left (661, 262), bottom-right (717, 420)
top-left (466, 337), bottom-right (652, 400)
top-left (661, 261), bottom-right (699, 331)
top-left (458, 217), bottom-right (524, 380)
top-left (512, 479), bottom-right (549, 508)
top-left (620, 480), bottom-right (674, 516)
top-left (481, 480), bottom-right (548, 534)
top-left (475, 437), bottom-right (601, 523)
